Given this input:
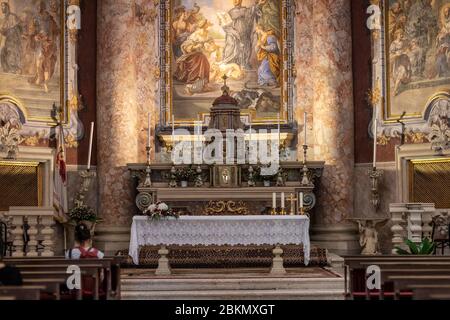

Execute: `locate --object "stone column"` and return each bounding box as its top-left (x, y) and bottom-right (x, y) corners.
top-left (309, 0), bottom-right (359, 255)
top-left (96, 0), bottom-right (139, 254)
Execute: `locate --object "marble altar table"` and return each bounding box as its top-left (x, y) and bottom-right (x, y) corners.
top-left (129, 215), bottom-right (310, 275)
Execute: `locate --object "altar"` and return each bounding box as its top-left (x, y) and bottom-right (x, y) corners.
top-left (129, 215), bottom-right (311, 275)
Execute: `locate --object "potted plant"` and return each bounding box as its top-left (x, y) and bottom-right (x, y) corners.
top-left (257, 167), bottom-right (275, 187)
top-left (175, 166), bottom-right (196, 187)
top-left (395, 238), bottom-right (436, 255)
top-left (69, 205), bottom-right (101, 234)
top-left (143, 202), bottom-right (179, 220)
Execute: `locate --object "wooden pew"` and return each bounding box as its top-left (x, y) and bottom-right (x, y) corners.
top-left (4, 256), bottom-right (123, 300)
top-left (0, 286), bottom-right (43, 300)
top-left (388, 275), bottom-right (450, 299)
top-left (412, 285), bottom-right (450, 300)
top-left (344, 256), bottom-right (450, 300)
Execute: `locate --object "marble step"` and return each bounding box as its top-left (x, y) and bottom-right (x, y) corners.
top-left (121, 288), bottom-right (345, 300)
top-left (121, 277), bottom-right (344, 292)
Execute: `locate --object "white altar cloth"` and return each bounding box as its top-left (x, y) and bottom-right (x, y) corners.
top-left (129, 215), bottom-right (310, 266)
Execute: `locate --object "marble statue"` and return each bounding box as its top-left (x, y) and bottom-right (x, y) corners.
top-left (356, 219), bottom-right (388, 255)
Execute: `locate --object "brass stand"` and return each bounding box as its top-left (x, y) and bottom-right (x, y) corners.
top-left (143, 146), bottom-right (152, 187)
top-left (74, 169), bottom-right (96, 208)
top-left (301, 144), bottom-right (312, 186)
top-left (368, 167), bottom-right (383, 210)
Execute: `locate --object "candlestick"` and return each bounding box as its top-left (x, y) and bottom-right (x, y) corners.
top-left (87, 122), bottom-right (94, 171)
top-left (373, 119), bottom-right (377, 168)
top-left (304, 112), bottom-right (307, 146)
top-left (147, 113), bottom-right (151, 148)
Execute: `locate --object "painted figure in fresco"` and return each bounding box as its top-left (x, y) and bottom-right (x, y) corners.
top-left (174, 19), bottom-right (214, 93)
top-left (28, 1), bottom-right (58, 93)
top-left (434, 5), bottom-right (450, 78)
top-left (257, 0), bottom-right (280, 36)
top-left (172, 4), bottom-right (202, 59)
top-left (0, 2), bottom-right (22, 74)
top-left (390, 30), bottom-right (411, 95)
top-left (404, 0), bottom-right (437, 76)
top-left (222, 0), bottom-right (258, 69)
top-left (255, 25), bottom-right (280, 87)
top-left (20, 9), bottom-right (38, 76)
top-left (388, 2), bottom-right (406, 41)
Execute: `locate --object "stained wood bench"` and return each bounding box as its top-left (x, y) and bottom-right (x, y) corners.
top-left (343, 256), bottom-right (450, 300)
top-left (0, 286), bottom-right (44, 300)
top-left (411, 285), bottom-right (450, 300)
top-left (4, 256), bottom-right (123, 300)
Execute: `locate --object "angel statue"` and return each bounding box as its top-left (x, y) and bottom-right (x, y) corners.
top-left (357, 219), bottom-right (388, 255)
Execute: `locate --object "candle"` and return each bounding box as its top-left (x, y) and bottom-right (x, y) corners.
top-left (272, 192), bottom-right (276, 209)
top-left (87, 122), bottom-right (94, 170)
top-left (147, 113), bottom-right (151, 148)
top-left (304, 112), bottom-right (307, 146)
top-left (249, 116), bottom-right (252, 142)
top-left (277, 113), bottom-right (281, 146)
top-left (373, 119), bottom-right (377, 168)
top-left (172, 115), bottom-right (175, 143)
top-left (300, 192), bottom-right (304, 209)
top-left (281, 192), bottom-right (285, 209)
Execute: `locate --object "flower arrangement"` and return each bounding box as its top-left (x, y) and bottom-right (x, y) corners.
top-left (69, 205), bottom-right (100, 223)
top-left (143, 201), bottom-right (179, 220)
top-left (175, 166), bottom-right (197, 182)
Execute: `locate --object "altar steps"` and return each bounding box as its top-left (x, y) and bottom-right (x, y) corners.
top-left (120, 268), bottom-right (345, 300)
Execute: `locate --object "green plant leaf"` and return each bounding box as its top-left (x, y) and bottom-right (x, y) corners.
top-left (420, 238), bottom-right (435, 255)
top-left (405, 239), bottom-right (419, 254)
top-left (395, 247), bottom-right (411, 255)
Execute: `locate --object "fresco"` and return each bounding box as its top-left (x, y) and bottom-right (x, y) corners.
top-left (166, 0), bottom-right (285, 123)
top-left (386, 0), bottom-right (450, 119)
top-left (0, 0), bottom-right (63, 123)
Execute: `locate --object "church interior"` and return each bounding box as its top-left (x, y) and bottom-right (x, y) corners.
top-left (0, 0), bottom-right (450, 302)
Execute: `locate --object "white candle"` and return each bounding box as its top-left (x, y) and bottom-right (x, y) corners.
top-left (87, 122), bottom-right (94, 170)
top-left (172, 115), bottom-right (175, 143)
top-left (249, 116), bottom-right (252, 142)
top-left (277, 113), bottom-right (281, 146)
top-left (373, 119), bottom-right (377, 168)
top-left (300, 192), bottom-right (304, 209)
top-left (147, 113), bottom-right (151, 148)
top-left (272, 192), bottom-right (276, 209)
top-left (281, 192), bottom-right (285, 209)
top-left (304, 112), bottom-right (307, 146)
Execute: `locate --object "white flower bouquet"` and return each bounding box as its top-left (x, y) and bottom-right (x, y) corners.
top-left (143, 201), bottom-right (178, 220)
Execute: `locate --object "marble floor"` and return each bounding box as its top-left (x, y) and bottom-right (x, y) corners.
top-left (120, 267), bottom-right (345, 300)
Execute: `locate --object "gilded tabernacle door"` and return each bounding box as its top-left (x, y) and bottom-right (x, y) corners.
top-left (159, 0), bottom-right (294, 126)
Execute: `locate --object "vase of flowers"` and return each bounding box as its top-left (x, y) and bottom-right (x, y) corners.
top-left (175, 166), bottom-right (196, 187)
top-left (69, 205), bottom-right (101, 234)
top-left (143, 202), bottom-right (179, 220)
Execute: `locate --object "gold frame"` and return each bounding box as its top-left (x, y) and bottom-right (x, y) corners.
top-left (408, 158), bottom-right (450, 207)
top-left (0, 1), bottom-right (67, 125)
top-left (0, 160), bottom-right (43, 210)
top-left (163, 0), bottom-right (290, 126)
top-left (382, 1), bottom-right (450, 122)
